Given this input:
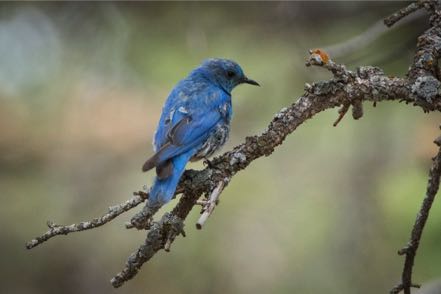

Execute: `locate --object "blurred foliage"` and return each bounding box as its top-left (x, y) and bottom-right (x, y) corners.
top-left (1, 2), bottom-right (441, 294)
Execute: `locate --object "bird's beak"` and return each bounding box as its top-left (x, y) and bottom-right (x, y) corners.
top-left (242, 77), bottom-right (260, 86)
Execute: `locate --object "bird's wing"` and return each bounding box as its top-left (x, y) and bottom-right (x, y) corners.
top-left (142, 108), bottom-right (223, 173)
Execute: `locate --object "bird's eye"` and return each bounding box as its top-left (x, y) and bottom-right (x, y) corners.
top-left (227, 70), bottom-right (236, 78)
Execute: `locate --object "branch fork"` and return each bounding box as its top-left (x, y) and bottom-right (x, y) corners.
top-left (306, 49), bottom-right (364, 126)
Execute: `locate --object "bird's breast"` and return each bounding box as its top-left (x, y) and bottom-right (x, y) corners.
top-left (191, 123), bottom-right (230, 161)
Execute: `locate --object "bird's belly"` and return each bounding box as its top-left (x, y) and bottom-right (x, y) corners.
top-left (191, 123), bottom-right (230, 161)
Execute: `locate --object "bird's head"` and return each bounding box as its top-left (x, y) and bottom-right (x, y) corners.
top-left (196, 58), bottom-right (259, 93)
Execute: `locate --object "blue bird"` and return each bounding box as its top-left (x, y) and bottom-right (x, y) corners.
top-left (142, 58), bottom-right (259, 206)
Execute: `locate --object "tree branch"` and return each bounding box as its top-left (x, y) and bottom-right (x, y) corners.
top-left (384, 0), bottom-right (432, 27)
top-left (25, 191), bottom-right (148, 249)
top-left (325, 10), bottom-right (424, 59)
top-left (108, 52), bottom-right (429, 287)
top-left (390, 136), bottom-right (441, 294)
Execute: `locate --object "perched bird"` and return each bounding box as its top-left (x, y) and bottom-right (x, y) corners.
top-left (142, 58), bottom-right (259, 206)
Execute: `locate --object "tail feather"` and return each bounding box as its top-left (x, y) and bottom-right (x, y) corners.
top-left (143, 138), bottom-right (205, 173)
top-left (142, 154), bottom-right (158, 172)
top-left (148, 149), bottom-right (196, 206)
top-left (142, 142), bottom-right (172, 172)
top-left (156, 160), bottom-right (173, 179)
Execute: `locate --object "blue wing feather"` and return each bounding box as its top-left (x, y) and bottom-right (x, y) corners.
top-left (143, 78), bottom-right (231, 173)
top-left (153, 110), bottom-right (222, 164)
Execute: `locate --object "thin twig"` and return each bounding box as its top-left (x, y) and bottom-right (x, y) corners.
top-left (384, 0), bottom-right (430, 27)
top-left (196, 181), bottom-right (225, 230)
top-left (390, 137), bottom-right (441, 294)
top-left (333, 103), bottom-right (350, 127)
top-left (25, 191), bottom-right (148, 249)
top-left (325, 10), bottom-right (424, 58)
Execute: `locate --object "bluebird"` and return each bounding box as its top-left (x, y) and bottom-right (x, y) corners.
top-left (142, 58), bottom-right (259, 207)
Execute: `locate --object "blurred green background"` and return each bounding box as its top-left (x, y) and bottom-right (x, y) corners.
top-left (1, 2), bottom-right (441, 294)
